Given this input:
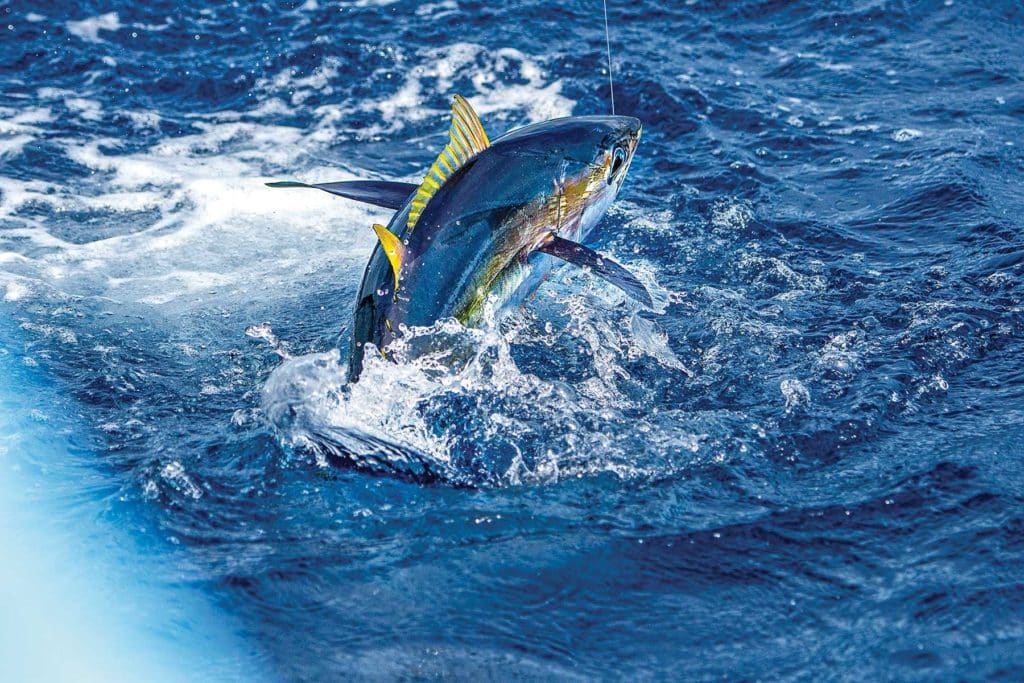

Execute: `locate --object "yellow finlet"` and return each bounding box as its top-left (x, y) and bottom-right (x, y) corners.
top-left (407, 94), bottom-right (490, 230)
top-left (372, 223), bottom-right (406, 290)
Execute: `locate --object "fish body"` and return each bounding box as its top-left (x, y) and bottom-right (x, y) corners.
top-left (269, 97), bottom-right (645, 380)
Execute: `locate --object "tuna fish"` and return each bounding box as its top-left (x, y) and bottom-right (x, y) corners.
top-left (269, 95), bottom-right (648, 380)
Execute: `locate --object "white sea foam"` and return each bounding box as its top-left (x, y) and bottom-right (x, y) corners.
top-left (415, 0), bottom-right (459, 18)
top-left (35, 88), bottom-right (104, 122)
top-left (892, 128), bottom-right (923, 142)
top-left (3, 281), bottom-right (30, 302)
top-left (0, 106), bottom-right (52, 158)
top-left (66, 12), bottom-right (121, 43)
top-left (266, 57), bottom-right (342, 106)
top-left (0, 106), bottom-right (52, 134)
top-left (254, 42), bottom-right (579, 140)
top-left (0, 135), bottom-right (32, 158)
top-left (780, 378), bottom-right (810, 413)
top-left (0, 39), bottom-right (581, 312)
top-left (833, 123), bottom-right (880, 136)
top-left (0, 176), bottom-right (52, 216)
top-left (203, 40), bottom-right (580, 159)
top-left (424, 44), bottom-right (573, 123)
top-left (0, 115), bottom-right (380, 309)
top-left (0, 39), bottom-right (680, 489)
top-left (711, 201), bottom-right (752, 233)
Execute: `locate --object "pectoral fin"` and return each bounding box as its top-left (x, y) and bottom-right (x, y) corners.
top-left (266, 180), bottom-right (416, 210)
top-left (538, 235), bottom-right (653, 307)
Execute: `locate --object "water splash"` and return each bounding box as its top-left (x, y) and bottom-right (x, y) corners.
top-left (262, 307), bottom-right (701, 487)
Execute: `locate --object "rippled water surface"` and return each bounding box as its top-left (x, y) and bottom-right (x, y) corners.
top-left (2, 1), bottom-right (1024, 679)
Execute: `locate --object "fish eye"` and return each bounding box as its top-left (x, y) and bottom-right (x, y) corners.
top-left (608, 147), bottom-right (626, 183)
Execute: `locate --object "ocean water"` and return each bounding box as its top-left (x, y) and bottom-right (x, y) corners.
top-left (2, 0), bottom-right (1023, 679)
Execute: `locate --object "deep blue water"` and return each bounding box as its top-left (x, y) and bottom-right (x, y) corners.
top-left (2, 0), bottom-right (1024, 679)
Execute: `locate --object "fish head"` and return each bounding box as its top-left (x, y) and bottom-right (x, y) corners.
top-left (490, 114), bottom-right (642, 243)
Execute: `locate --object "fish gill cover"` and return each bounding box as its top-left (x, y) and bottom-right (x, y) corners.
top-left (1, 0), bottom-right (1023, 680)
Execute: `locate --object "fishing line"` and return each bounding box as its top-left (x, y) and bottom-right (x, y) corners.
top-left (602, 0), bottom-right (615, 115)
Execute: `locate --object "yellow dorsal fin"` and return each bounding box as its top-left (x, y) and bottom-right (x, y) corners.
top-left (407, 94), bottom-right (490, 230)
top-left (372, 223), bottom-right (406, 289)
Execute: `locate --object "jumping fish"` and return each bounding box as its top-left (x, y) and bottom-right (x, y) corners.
top-left (269, 95), bottom-right (648, 380)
